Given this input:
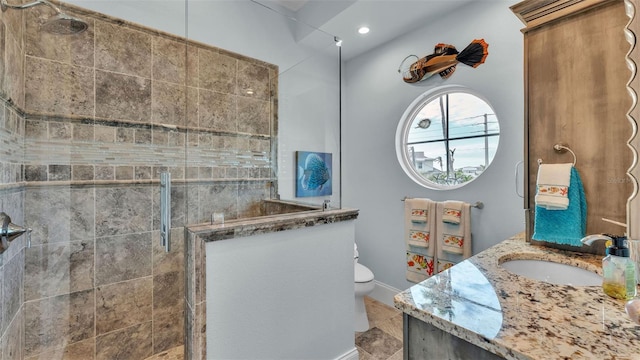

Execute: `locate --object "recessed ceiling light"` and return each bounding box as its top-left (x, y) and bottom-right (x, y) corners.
top-left (358, 26), bottom-right (370, 35)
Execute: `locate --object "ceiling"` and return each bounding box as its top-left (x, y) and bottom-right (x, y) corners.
top-left (258, 0), bottom-right (476, 60)
top-left (272, 0), bottom-right (309, 12)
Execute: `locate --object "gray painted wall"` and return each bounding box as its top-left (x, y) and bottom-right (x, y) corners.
top-left (342, 0), bottom-right (525, 291)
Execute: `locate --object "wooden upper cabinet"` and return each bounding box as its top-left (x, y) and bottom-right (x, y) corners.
top-left (512, 0), bottom-right (633, 248)
top-left (511, 0), bottom-right (623, 30)
top-left (629, 0), bottom-right (640, 240)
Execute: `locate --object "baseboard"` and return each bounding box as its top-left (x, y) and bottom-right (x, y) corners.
top-left (335, 347), bottom-right (359, 360)
top-left (369, 280), bottom-right (403, 308)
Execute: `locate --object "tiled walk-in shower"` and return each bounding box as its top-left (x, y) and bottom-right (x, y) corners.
top-left (0, 0), bottom-right (343, 357)
top-left (0, 0), bottom-right (277, 358)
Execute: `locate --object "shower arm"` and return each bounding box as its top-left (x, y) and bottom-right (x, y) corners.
top-left (1, 0), bottom-right (62, 14)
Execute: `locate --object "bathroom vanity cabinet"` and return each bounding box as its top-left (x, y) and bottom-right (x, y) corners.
top-left (512, 0), bottom-right (633, 243)
top-left (395, 233), bottom-right (640, 359)
top-left (403, 315), bottom-right (505, 360)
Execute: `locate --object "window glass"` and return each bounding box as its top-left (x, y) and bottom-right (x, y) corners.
top-left (396, 85), bottom-right (500, 190)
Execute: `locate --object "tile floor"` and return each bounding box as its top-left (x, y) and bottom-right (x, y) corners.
top-left (145, 296), bottom-right (404, 360)
top-left (356, 296), bottom-right (404, 360)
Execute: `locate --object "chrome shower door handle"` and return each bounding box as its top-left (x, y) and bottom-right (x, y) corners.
top-left (160, 172), bottom-right (171, 253)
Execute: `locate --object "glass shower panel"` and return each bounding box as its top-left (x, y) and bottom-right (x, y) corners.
top-left (182, 3), bottom-right (342, 358)
top-left (0, 0), bottom-right (189, 359)
top-left (278, 38), bottom-right (342, 207)
top-left (184, 1), bottom-right (342, 223)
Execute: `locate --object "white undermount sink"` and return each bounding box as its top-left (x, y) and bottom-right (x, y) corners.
top-left (500, 259), bottom-right (602, 286)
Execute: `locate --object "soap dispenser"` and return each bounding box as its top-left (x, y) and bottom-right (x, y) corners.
top-left (602, 235), bottom-right (637, 300)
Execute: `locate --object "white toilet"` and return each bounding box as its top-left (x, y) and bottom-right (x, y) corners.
top-left (354, 243), bottom-right (375, 332)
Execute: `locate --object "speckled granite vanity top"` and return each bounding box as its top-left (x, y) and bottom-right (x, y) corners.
top-left (187, 207), bottom-right (359, 242)
top-left (394, 233), bottom-right (640, 359)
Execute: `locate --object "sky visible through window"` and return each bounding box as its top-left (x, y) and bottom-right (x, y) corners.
top-left (407, 92), bottom-right (499, 171)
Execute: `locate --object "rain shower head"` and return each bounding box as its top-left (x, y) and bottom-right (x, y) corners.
top-left (42, 12), bottom-right (87, 35)
top-left (1, 0), bottom-right (88, 35)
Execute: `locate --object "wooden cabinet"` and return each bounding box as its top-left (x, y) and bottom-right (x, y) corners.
top-left (512, 0), bottom-right (633, 248)
top-left (403, 314), bottom-right (505, 360)
top-left (627, 0), bottom-right (640, 240)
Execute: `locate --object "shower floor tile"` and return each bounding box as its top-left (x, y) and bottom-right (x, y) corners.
top-left (144, 345), bottom-right (183, 360)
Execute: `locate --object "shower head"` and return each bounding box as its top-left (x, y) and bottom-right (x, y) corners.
top-left (1, 0), bottom-right (88, 35)
top-left (42, 12), bottom-right (88, 35)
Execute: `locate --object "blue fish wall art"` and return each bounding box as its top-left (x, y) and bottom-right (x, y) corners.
top-left (296, 151), bottom-right (332, 197)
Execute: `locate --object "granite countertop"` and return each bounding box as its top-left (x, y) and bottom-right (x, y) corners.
top-left (394, 233), bottom-right (640, 359)
top-left (187, 207), bottom-right (359, 242)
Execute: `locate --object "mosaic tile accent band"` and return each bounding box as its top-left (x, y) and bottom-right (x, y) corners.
top-left (0, 102), bottom-right (26, 185)
top-left (23, 117), bottom-right (272, 182)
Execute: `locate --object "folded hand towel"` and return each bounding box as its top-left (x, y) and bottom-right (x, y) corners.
top-left (442, 201), bottom-right (463, 224)
top-left (406, 251), bottom-right (435, 283)
top-left (535, 163), bottom-right (572, 210)
top-left (436, 201), bottom-right (472, 270)
top-left (408, 229), bottom-right (430, 247)
top-left (411, 208), bottom-right (428, 223)
top-left (437, 259), bottom-right (456, 273)
top-left (532, 166), bottom-right (587, 246)
top-left (405, 198), bottom-right (437, 283)
top-left (405, 198), bottom-right (436, 249)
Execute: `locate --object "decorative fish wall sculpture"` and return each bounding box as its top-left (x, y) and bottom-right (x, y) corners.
top-left (400, 39), bottom-right (489, 83)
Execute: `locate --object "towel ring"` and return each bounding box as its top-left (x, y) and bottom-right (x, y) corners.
top-left (553, 144), bottom-right (577, 166)
top-left (537, 144), bottom-right (577, 166)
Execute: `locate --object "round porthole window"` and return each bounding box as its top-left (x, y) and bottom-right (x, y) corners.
top-left (395, 85), bottom-right (500, 190)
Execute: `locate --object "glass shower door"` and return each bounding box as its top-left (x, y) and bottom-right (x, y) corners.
top-left (0, 0), bottom-right (189, 359)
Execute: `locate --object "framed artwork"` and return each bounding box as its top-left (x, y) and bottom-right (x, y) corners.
top-left (296, 151), bottom-right (332, 197)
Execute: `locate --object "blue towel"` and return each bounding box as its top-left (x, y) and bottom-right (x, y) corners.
top-left (532, 166), bottom-right (587, 246)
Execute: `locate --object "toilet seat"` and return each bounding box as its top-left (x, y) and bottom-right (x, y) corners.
top-left (355, 263), bottom-right (374, 283)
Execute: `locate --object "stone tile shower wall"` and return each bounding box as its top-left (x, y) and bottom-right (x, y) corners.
top-left (0, 102), bottom-right (26, 360)
top-left (0, 3), bottom-right (26, 360)
top-left (0, 1), bottom-right (278, 359)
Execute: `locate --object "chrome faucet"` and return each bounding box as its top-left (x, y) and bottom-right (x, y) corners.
top-left (581, 234), bottom-right (614, 246)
